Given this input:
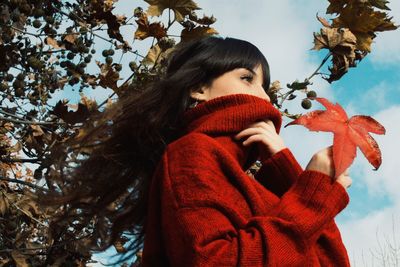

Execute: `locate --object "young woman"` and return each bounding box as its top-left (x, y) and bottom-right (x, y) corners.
top-left (41, 36), bottom-right (352, 266)
top-left (140, 36), bottom-right (352, 266)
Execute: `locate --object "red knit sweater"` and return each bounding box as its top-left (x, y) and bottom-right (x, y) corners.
top-left (142, 93), bottom-right (350, 266)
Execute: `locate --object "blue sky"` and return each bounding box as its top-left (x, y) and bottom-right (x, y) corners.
top-left (57, 0), bottom-right (400, 266)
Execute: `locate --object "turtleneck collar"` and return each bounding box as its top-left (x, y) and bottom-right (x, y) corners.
top-left (181, 93), bottom-right (283, 170)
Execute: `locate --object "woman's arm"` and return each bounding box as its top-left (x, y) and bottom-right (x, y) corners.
top-left (253, 147), bottom-right (302, 197)
top-left (254, 146), bottom-right (350, 260)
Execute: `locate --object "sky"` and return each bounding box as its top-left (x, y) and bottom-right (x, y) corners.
top-left (63, 0), bottom-right (400, 266)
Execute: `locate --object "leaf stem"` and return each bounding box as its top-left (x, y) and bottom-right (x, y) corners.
top-left (306, 51), bottom-right (332, 82)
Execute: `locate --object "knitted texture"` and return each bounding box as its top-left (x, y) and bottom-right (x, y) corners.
top-left (142, 93), bottom-right (350, 266)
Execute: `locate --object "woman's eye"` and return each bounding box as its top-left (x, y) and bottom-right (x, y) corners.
top-left (241, 75), bottom-right (254, 82)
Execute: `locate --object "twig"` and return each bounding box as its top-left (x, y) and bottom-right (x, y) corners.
top-left (0, 108), bottom-right (26, 120)
top-left (0, 157), bottom-right (42, 163)
top-left (306, 51), bottom-right (332, 82)
top-left (279, 51), bottom-right (333, 108)
top-left (0, 115), bottom-right (65, 126)
top-left (0, 176), bottom-right (48, 192)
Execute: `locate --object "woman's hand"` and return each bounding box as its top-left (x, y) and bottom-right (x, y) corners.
top-left (305, 146), bottom-right (352, 190)
top-left (234, 119), bottom-right (286, 162)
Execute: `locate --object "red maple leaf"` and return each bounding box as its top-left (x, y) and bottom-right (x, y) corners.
top-left (284, 97), bottom-right (386, 177)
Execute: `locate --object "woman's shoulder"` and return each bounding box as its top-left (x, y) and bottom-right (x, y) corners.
top-left (163, 132), bottom-right (228, 172)
top-left (167, 132), bottom-right (220, 154)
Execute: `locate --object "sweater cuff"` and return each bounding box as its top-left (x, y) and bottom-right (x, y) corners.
top-left (254, 148), bottom-right (303, 197)
top-left (273, 170), bottom-right (349, 241)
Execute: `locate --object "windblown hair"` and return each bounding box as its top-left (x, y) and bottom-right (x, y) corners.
top-left (38, 35), bottom-right (271, 264)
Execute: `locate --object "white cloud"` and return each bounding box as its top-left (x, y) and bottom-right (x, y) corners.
top-left (369, 1), bottom-right (400, 65)
top-left (338, 105), bottom-right (400, 266)
top-left (346, 81), bottom-right (400, 117)
top-left (355, 105), bottom-right (400, 201)
top-left (341, 205), bottom-right (400, 267)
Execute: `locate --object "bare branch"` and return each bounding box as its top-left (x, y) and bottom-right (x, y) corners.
top-left (0, 176), bottom-right (48, 192)
top-left (0, 115), bottom-right (65, 126)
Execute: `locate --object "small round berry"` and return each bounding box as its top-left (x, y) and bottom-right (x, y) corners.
top-left (301, 98), bottom-right (312, 109)
top-left (115, 64), bottom-right (122, 71)
top-left (306, 90), bottom-right (317, 98)
top-left (105, 56), bottom-right (113, 64)
top-left (32, 19), bottom-right (42, 28)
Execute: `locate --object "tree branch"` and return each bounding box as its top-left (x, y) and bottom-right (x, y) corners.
top-left (0, 157), bottom-right (42, 163)
top-left (0, 176), bottom-right (48, 192)
top-left (0, 115), bottom-right (65, 126)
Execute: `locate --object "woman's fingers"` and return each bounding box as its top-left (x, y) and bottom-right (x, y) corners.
top-left (235, 128), bottom-right (273, 141)
top-left (335, 173), bottom-right (352, 189)
top-left (263, 120), bottom-right (275, 130)
top-left (234, 120), bottom-right (275, 140)
top-left (233, 119), bottom-right (286, 160)
top-left (342, 167), bottom-right (349, 176)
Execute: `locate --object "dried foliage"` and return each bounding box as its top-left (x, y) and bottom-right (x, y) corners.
top-left (311, 0), bottom-right (398, 83)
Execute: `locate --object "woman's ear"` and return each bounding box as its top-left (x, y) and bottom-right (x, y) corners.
top-left (190, 85), bottom-right (210, 102)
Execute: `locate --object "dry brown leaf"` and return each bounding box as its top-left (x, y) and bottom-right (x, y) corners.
top-left (80, 94), bottom-right (98, 112)
top-left (30, 124), bottom-right (44, 137)
top-left (327, 0), bottom-right (391, 14)
top-left (316, 14), bottom-right (332, 28)
top-left (15, 169), bottom-right (22, 178)
top-left (312, 27), bottom-right (357, 51)
top-left (369, 0), bottom-right (391, 10)
top-left (331, 2), bottom-right (398, 52)
top-left (11, 250), bottom-right (29, 267)
top-left (63, 33), bottom-right (78, 44)
top-left (25, 167), bottom-right (33, 177)
top-left (326, 0), bottom-right (348, 14)
top-left (181, 25), bottom-right (218, 42)
top-left (52, 100), bottom-right (91, 124)
top-left (134, 13), bottom-right (167, 40)
top-left (188, 12), bottom-right (216, 25)
top-left (96, 61), bottom-right (121, 91)
top-left (113, 236), bottom-right (129, 253)
top-left (0, 193), bottom-right (9, 216)
top-left (104, 0), bottom-right (117, 11)
top-left (16, 195), bottom-right (41, 217)
top-left (10, 141), bottom-right (22, 153)
top-left (144, 0), bottom-right (201, 22)
top-left (45, 37), bottom-right (65, 49)
top-left (269, 80), bottom-right (282, 94)
top-left (142, 44), bottom-right (174, 66)
top-left (4, 122), bottom-right (14, 131)
top-left (312, 27), bottom-right (358, 82)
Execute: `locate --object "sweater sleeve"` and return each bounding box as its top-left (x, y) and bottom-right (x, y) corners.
top-left (255, 148), bottom-right (347, 258)
top-left (161, 135), bottom-right (350, 266)
top-left (254, 147), bottom-right (302, 197)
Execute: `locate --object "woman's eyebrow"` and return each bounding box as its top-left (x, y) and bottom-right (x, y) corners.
top-left (244, 68), bottom-right (257, 75)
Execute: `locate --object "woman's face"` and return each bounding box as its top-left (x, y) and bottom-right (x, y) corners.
top-left (190, 64), bottom-right (270, 102)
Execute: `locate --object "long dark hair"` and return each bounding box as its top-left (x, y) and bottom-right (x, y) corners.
top-left (38, 35), bottom-right (271, 264)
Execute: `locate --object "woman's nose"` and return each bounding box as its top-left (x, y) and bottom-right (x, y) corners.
top-left (263, 92), bottom-right (271, 102)
top-left (257, 86), bottom-right (270, 102)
